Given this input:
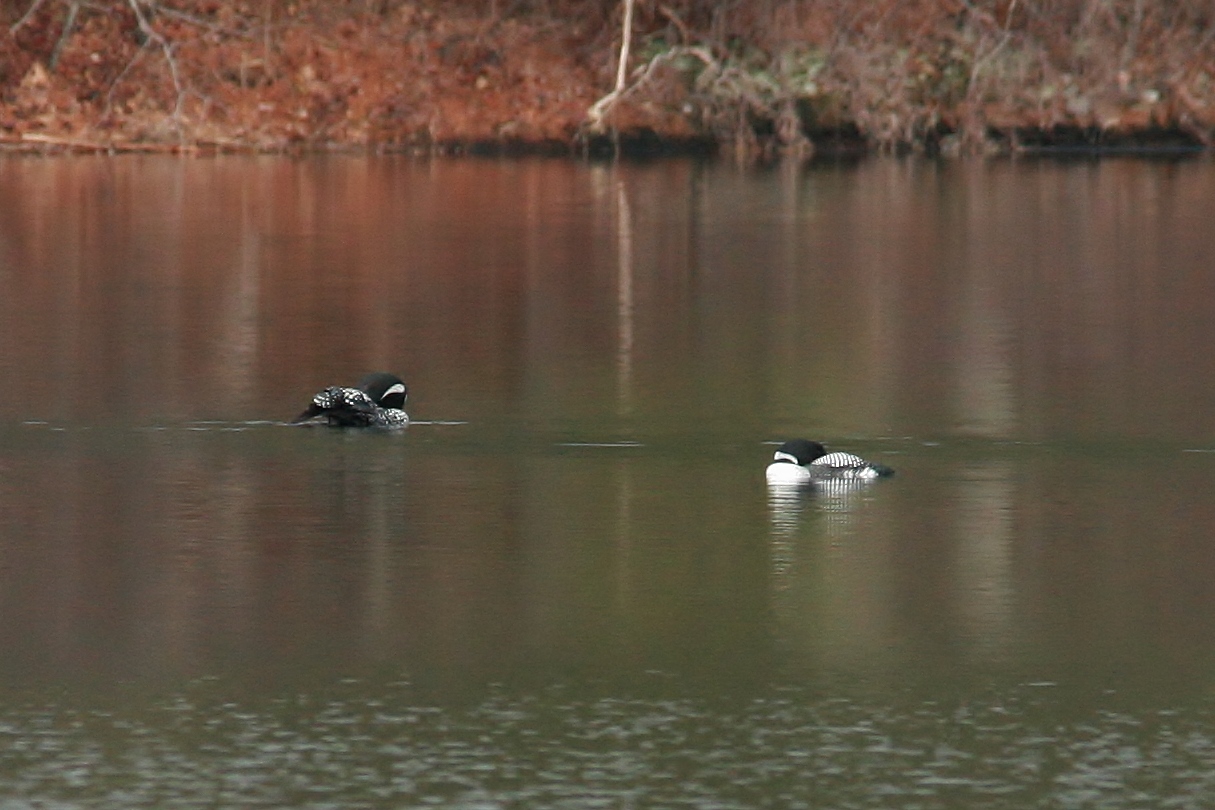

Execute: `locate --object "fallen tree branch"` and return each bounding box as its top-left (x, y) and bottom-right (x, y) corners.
top-left (586, 0), bottom-right (636, 130)
top-left (15, 131), bottom-right (189, 152)
top-left (588, 42), bottom-right (718, 133)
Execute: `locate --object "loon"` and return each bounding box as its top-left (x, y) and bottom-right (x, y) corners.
top-left (294, 372), bottom-right (409, 428)
top-left (765, 439), bottom-right (894, 486)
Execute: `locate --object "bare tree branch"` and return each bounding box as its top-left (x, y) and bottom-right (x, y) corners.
top-left (127, 0), bottom-right (187, 121)
top-left (48, 1), bottom-right (79, 71)
top-left (9, 0), bottom-right (50, 34)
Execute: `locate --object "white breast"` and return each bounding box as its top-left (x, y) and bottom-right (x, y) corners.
top-left (766, 462), bottom-right (811, 486)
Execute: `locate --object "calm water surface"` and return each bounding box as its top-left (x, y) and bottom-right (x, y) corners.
top-left (2, 155), bottom-right (1215, 807)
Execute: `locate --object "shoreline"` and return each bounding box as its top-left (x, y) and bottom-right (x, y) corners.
top-left (3, 128), bottom-right (1205, 162)
top-left (3, 2), bottom-right (1214, 159)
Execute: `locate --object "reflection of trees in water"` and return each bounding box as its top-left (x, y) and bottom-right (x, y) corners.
top-left (6, 158), bottom-right (1213, 441)
top-left (3, 159), bottom-right (1215, 693)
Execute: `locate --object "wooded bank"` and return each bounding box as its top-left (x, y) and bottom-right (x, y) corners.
top-left (2, 1), bottom-right (1213, 157)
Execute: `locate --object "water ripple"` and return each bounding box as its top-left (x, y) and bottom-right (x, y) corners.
top-left (2, 682), bottom-right (1215, 808)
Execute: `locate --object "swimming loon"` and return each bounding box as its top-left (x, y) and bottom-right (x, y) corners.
top-left (765, 439), bottom-right (894, 486)
top-left (294, 372), bottom-right (409, 428)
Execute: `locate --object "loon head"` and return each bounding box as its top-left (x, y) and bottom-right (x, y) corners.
top-left (772, 439), bottom-right (827, 466)
top-left (358, 372), bottom-right (408, 410)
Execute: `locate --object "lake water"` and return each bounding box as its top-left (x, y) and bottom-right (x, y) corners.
top-left (2, 155), bottom-right (1215, 807)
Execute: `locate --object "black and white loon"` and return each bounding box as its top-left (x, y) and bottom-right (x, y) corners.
top-left (294, 372), bottom-right (409, 428)
top-left (765, 439), bottom-right (894, 486)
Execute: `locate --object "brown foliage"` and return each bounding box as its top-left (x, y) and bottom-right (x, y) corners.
top-left (0, 0), bottom-right (1213, 154)
top-left (0, 0), bottom-right (607, 151)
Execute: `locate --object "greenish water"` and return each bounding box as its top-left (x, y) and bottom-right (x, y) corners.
top-left (5, 677), bottom-right (1215, 809)
top-left (1, 155), bottom-right (1215, 807)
